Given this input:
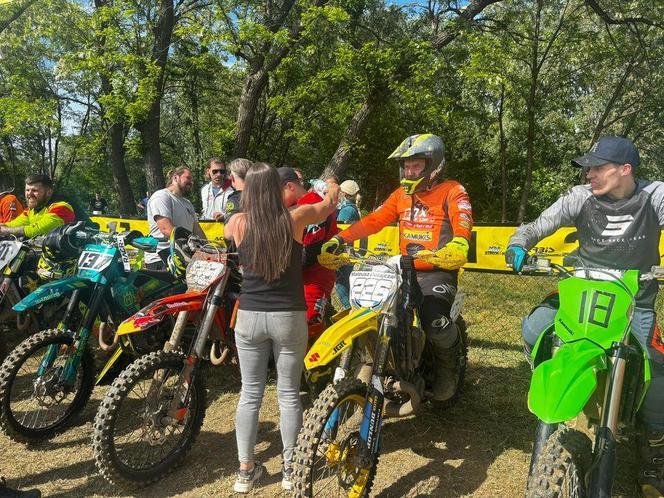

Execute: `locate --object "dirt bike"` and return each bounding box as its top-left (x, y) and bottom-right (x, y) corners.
top-left (519, 257), bottom-right (664, 498)
top-left (0, 229), bottom-right (183, 442)
top-left (0, 236), bottom-right (70, 339)
top-left (91, 241), bottom-right (238, 486)
top-left (292, 250), bottom-right (468, 497)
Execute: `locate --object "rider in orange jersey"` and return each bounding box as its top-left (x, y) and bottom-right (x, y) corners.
top-left (322, 133), bottom-right (473, 401)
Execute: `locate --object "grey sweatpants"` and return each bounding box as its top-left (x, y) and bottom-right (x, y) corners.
top-left (234, 309), bottom-right (308, 465)
top-left (523, 304), bottom-right (664, 429)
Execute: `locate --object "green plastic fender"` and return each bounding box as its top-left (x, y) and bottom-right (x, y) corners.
top-left (528, 340), bottom-right (608, 423)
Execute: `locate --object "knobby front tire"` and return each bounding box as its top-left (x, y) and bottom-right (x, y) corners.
top-left (92, 351), bottom-right (206, 487)
top-left (525, 427), bottom-right (592, 498)
top-left (0, 328), bottom-right (95, 442)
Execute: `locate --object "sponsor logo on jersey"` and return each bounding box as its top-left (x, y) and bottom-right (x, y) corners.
top-left (601, 214), bottom-right (634, 237)
top-left (403, 229), bottom-right (432, 241)
top-left (457, 201), bottom-right (472, 210)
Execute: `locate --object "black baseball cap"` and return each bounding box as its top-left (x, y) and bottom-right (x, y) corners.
top-left (277, 167), bottom-right (301, 185)
top-left (571, 136), bottom-right (640, 168)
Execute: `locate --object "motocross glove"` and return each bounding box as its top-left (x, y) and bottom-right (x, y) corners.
top-left (321, 235), bottom-right (345, 255)
top-left (505, 245), bottom-right (527, 273)
top-left (415, 236), bottom-right (469, 270)
top-left (318, 236), bottom-right (349, 269)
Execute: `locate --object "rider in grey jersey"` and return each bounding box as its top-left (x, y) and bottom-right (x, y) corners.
top-left (505, 136), bottom-right (664, 496)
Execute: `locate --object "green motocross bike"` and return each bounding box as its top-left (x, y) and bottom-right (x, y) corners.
top-left (521, 257), bottom-right (664, 498)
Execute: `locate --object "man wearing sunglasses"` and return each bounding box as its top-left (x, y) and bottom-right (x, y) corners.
top-left (201, 158), bottom-right (233, 221)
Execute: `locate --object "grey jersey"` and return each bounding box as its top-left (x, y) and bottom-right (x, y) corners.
top-left (510, 180), bottom-right (664, 307)
top-left (145, 188), bottom-right (198, 265)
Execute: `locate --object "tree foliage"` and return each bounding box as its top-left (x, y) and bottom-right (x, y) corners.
top-left (0, 0), bottom-right (660, 220)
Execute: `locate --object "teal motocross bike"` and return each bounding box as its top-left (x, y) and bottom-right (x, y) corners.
top-left (0, 225), bottom-right (183, 442)
top-left (518, 257), bottom-right (664, 498)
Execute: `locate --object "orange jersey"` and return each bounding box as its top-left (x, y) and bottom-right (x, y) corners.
top-left (0, 194), bottom-right (24, 223)
top-left (339, 180), bottom-right (473, 270)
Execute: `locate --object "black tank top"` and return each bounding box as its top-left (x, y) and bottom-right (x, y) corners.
top-left (238, 238), bottom-right (306, 312)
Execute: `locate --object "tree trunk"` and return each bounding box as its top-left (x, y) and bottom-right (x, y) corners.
top-left (95, 0), bottom-right (136, 215)
top-left (590, 59), bottom-right (634, 145)
top-left (498, 83), bottom-right (508, 223)
top-left (109, 121), bottom-right (136, 216)
top-left (232, 69), bottom-right (269, 158)
top-left (517, 0), bottom-right (542, 223)
top-left (323, 98), bottom-right (376, 179)
top-left (0, 0), bottom-right (38, 34)
top-left (189, 76), bottom-right (203, 170)
top-left (139, 0), bottom-right (175, 191)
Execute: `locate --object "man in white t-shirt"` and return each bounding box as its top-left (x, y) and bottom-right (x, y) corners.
top-left (200, 158), bottom-right (233, 221)
top-left (145, 166), bottom-right (205, 269)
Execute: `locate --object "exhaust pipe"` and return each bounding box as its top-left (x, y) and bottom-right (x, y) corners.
top-left (98, 322), bottom-right (119, 352)
top-left (16, 312), bottom-right (33, 332)
top-left (383, 380), bottom-right (421, 418)
top-left (209, 340), bottom-right (231, 366)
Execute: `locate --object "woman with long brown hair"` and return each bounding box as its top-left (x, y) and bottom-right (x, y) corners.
top-left (224, 162), bottom-right (339, 493)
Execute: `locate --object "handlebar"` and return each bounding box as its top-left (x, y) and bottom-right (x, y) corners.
top-left (519, 256), bottom-right (664, 282)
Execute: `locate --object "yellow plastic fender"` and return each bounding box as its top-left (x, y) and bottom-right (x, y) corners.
top-left (304, 308), bottom-right (379, 370)
top-left (95, 346), bottom-right (124, 385)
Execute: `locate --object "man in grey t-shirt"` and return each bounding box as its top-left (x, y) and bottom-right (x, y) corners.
top-left (144, 166), bottom-right (206, 269)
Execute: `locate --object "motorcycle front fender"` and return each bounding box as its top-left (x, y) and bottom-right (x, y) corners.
top-left (304, 308), bottom-right (379, 371)
top-left (528, 339), bottom-right (608, 424)
top-left (116, 291), bottom-right (205, 336)
top-left (12, 277), bottom-right (90, 312)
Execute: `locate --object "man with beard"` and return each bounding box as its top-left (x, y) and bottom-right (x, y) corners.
top-left (144, 166), bottom-right (205, 270)
top-left (0, 174), bottom-right (74, 237)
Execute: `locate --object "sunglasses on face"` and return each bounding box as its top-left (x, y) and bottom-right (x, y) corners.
top-left (211, 169), bottom-right (226, 175)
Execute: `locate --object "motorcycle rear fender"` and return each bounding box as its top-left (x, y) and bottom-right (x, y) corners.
top-left (528, 339), bottom-right (608, 424)
top-left (304, 308), bottom-right (378, 371)
top-left (13, 276), bottom-right (90, 312)
top-left (116, 291), bottom-right (205, 336)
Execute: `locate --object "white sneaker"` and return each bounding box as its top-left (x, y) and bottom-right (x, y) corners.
top-left (233, 462), bottom-right (264, 493)
top-left (282, 466), bottom-right (293, 491)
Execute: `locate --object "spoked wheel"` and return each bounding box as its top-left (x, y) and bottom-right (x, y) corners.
top-left (525, 427), bottom-right (592, 498)
top-left (0, 328), bottom-right (95, 442)
top-left (294, 377), bottom-right (377, 498)
top-left (92, 351), bottom-right (206, 487)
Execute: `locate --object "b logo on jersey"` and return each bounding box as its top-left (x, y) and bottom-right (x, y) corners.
top-left (601, 214), bottom-right (634, 237)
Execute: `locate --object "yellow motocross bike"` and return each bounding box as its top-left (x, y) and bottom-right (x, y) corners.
top-left (293, 250), bottom-right (467, 497)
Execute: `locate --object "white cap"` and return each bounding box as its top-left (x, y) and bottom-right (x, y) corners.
top-left (340, 180), bottom-right (359, 196)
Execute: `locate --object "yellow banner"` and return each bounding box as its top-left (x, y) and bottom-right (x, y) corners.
top-left (92, 217), bottom-right (661, 272)
top-left (91, 217), bottom-right (225, 243)
top-left (340, 224), bottom-right (635, 272)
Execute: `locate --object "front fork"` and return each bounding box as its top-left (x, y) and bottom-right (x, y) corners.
top-left (37, 288), bottom-right (82, 376)
top-left (39, 286), bottom-right (104, 386)
top-left (528, 421), bottom-right (557, 477)
top-left (325, 324), bottom-right (392, 479)
top-left (166, 277), bottom-right (228, 422)
top-left (587, 341), bottom-right (628, 498)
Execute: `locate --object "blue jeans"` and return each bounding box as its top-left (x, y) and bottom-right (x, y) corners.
top-left (522, 304), bottom-right (664, 429)
top-left (234, 310), bottom-right (308, 465)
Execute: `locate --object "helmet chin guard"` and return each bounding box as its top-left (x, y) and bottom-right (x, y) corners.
top-left (389, 133), bottom-right (445, 195)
